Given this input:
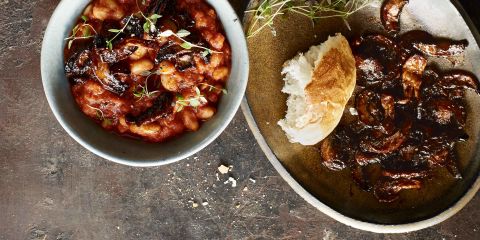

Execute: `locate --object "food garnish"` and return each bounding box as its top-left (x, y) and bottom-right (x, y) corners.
top-left (245, 0), bottom-right (372, 38)
top-left (64, 0), bottom-right (231, 142)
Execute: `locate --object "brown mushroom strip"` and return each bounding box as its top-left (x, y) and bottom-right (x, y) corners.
top-left (441, 71), bottom-right (480, 93)
top-left (98, 45), bottom-right (138, 64)
top-left (126, 92), bottom-right (174, 126)
top-left (402, 54), bottom-right (427, 99)
top-left (381, 170), bottom-right (428, 179)
top-left (355, 151), bottom-right (381, 166)
top-left (320, 137), bottom-right (347, 171)
top-left (374, 178), bottom-right (422, 203)
top-left (381, 0), bottom-right (409, 32)
top-left (360, 120), bottom-right (411, 154)
top-left (400, 30), bottom-right (468, 57)
top-left (419, 98), bottom-right (466, 127)
top-left (356, 90), bottom-right (383, 126)
top-left (352, 34), bottom-right (402, 88)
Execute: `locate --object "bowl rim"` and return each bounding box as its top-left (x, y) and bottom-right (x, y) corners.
top-left (40, 0), bottom-right (249, 167)
top-left (241, 0), bottom-right (480, 233)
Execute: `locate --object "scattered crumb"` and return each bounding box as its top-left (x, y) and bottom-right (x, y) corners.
top-left (215, 173), bottom-right (220, 181)
top-left (192, 202), bottom-right (199, 208)
top-left (202, 202), bottom-right (209, 206)
top-left (218, 165), bottom-right (229, 174)
top-left (249, 178), bottom-right (256, 183)
top-left (349, 107), bottom-right (358, 116)
top-left (243, 186), bottom-right (248, 192)
top-left (235, 203), bottom-right (241, 208)
top-left (224, 177), bottom-right (237, 187)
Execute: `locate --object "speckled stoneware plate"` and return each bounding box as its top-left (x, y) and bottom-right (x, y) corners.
top-left (41, 0), bottom-right (249, 167)
top-left (242, 0), bottom-right (480, 233)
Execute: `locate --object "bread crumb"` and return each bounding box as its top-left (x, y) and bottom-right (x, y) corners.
top-left (218, 165), bottom-right (229, 174)
top-left (224, 177), bottom-right (237, 187)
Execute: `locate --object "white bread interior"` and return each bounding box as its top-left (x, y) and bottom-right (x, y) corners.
top-left (278, 33), bottom-right (356, 145)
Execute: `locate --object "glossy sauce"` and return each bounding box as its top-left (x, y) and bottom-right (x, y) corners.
top-left (64, 0), bottom-right (231, 142)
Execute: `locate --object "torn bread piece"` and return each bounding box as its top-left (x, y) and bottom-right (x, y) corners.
top-left (278, 33), bottom-right (356, 145)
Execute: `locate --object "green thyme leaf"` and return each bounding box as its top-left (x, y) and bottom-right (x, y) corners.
top-left (201, 50), bottom-right (210, 57)
top-left (150, 14), bottom-right (162, 20)
top-left (106, 41), bottom-right (113, 50)
top-left (81, 15), bottom-right (88, 22)
top-left (68, 39), bottom-right (74, 49)
top-left (176, 29), bottom-right (191, 38)
top-left (159, 30), bottom-right (174, 37)
top-left (143, 22), bottom-right (150, 33)
top-left (189, 99), bottom-right (200, 107)
top-left (180, 42), bottom-right (192, 49)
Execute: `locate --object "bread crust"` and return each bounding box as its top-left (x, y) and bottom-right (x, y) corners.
top-left (278, 34), bottom-right (356, 145)
top-left (305, 36), bottom-right (356, 137)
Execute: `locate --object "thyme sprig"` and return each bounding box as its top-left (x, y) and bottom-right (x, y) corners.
top-left (65, 15), bottom-right (97, 49)
top-left (136, 0), bottom-right (162, 33)
top-left (87, 105), bottom-right (112, 126)
top-left (106, 14), bottom-right (134, 49)
top-left (133, 71), bottom-right (160, 100)
top-left (175, 87), bottom-right (208, 112)
top-left (159, 29), bottom-right (222, 55)
top-left (246, 0), bottom-right (373, 38)
top-left (199, 83), bottom-right (228, 94)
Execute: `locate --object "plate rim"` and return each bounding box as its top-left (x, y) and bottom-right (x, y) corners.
top-left (241, 0), bottom-right (480, 233)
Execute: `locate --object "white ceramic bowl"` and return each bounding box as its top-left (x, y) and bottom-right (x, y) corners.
top-left (41, 0), bottom-right (249, 167)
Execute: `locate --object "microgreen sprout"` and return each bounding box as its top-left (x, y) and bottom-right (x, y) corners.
top-left (133, 72), bottom-right (160, 100)
top-left (65, 15), bottom-right (97, 49)
top-left (245, 0), bottom-right (372, 38)
top-left (159, 29), bottom-right (222, 54)
top-left (87, 105), bottom-right (112, 126)
top-left (175, 87), bottom-right (208, 112)
top-left (199, 83), bottom-right (228, 94)
top-left (106, 14), bottom-right (134, 49)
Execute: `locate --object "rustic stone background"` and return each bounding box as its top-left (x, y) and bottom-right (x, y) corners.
top-left (0, 0), bottom-right (479, 239)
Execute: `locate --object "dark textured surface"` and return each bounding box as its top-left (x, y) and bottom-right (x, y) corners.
top-left (0, 0), bottom-right (479, 239)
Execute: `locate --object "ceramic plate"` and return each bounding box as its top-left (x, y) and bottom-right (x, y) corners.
top-left (242, 0), bottom-right (480, 233)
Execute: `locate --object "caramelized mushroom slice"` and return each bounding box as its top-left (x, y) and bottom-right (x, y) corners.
top-left (374, 178), bottom-right (422, 202)
top-left (381, 169), bottom-right (428, 179)
top-left (416, 138), bottom-right (461, 178)
top-left (352, 34), bottom-right (402, 88)
top-left (423, 69), bottom-right (480, 99)
top-left (93, 61), bottom-right (129, 95)
top-left (402, 54), bottom-right (427, 99)
top-left (98, 45), bottom-right (138, 64)
top-left (399, 30), bottom-right (468, 57)
top-left (355, 151), bottom-right (381, 166)
top-left (360, 120), bottom-right (411, 154)
top-left (381, 0), bottom-right (409, 32)
top-left (126, 92), bottom-right (174, 126)
top-left (65, 49), bottom-right (128, 94)
top-left (65, 49), bottom-right (93, 79)
top-left (418, 98), bottom-right (466, 127)
top-left (356, 90), bottom-right (383, 126)
top-left (441, 71), bottom-right (480, 94)
top-left (320, 137), bottom-right (347, 171)
top-left (356, 90), bottom-right (396, 134)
